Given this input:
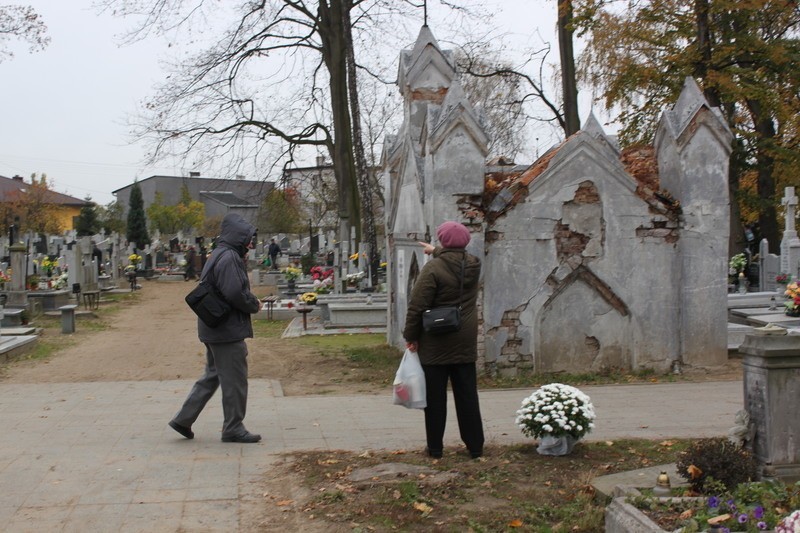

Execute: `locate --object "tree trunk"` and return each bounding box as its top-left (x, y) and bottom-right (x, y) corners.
top-left (557, 0), bottom-right (580, 136)
top-left (318, 0), bottom-right (361, 246)
top-left (746, 98), bottom-right (779, 253)
top-left (342, 0), bottom-right (379, 284)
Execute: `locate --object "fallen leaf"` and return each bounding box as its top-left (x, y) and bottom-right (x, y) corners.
top-left (679, 509), bottom-right (694, 520)
top-left (660, 440), bottom-right (675, 447)
top-left (392, 490), bottom-right (401, 500)
top-left (318, 459), bottom-right (340, 465)
top-left (640, 425), bottom-right (649, 429)
top-left (605, 441), bottom-right (615, 446)
top-left (687, 464), bottom-right (703, 480)
top-left (707, 514), bottom-right (731, 525)
top-left (413, 502), bottom-right (433, 514)
top-left (390, 450), bottom-right (406, 455)
top-left (276, 499), bottom-right (294, 507)
top-left (508, 519), bottom-right (523, 528)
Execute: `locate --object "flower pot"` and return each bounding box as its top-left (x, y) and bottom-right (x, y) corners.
top-left (536, 434), bottom-right (578, 456)
top-left (287, 279), bottom-right (296, 290)
top-left (786, 308), bottom-right (800, 317)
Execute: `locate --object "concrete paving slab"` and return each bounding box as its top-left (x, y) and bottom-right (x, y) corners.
top-left (0, 379), bottom-right (743, 531)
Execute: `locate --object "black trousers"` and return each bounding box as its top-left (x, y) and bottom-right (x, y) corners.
top-left (422, 362), bottom-right (484, 454)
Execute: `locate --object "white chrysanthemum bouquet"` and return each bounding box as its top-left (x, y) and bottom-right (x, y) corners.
top-left (515, 383), bottom-right (596, 440)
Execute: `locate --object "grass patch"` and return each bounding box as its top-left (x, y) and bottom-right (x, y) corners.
top-left (252, 319), bottom-right (292, 338)
top-left (278, 438), bottom-right (692, 532)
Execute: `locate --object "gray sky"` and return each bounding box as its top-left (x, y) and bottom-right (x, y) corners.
top-left (0, 0), bottom-right (564, 206)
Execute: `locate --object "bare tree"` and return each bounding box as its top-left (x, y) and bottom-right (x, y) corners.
top-left (100, 0), bottom-right (488, 250)
top-left (0, 5), bottom-right (50, 62)
top-left (458, 38), bottom-right (573, 156)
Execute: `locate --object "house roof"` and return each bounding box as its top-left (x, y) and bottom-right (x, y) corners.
top-left (199, 191), bottom-right (256, 208)
top-left (111, 174), bottom-right (269, 194)
top-left (0, 175), bottom-right (91, 206)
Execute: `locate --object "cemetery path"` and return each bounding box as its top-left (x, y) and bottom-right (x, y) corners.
top-left (0, 280), bottom-right (380, 396)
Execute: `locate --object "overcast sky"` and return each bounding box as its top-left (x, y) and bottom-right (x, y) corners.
top-left (0, 1), bottom-right (568, 206)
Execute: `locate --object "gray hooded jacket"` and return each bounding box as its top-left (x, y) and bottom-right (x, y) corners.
top-left (197, 214), bottom-right (261, 344)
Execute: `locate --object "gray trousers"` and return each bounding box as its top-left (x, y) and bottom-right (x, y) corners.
top-left (172, 340), bottom-right (249, 438)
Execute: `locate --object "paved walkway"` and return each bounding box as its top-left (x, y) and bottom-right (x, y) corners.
top-left (0, 379), bottom-right (743, 532)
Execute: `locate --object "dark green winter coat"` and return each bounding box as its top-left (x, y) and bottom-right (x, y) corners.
top-left (403, 247), bottom-right (481, 365)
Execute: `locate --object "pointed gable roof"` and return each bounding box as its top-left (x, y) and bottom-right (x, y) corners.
top-left (398, 25), bottom-right (456, 94)
top-left (428, 79), bottom-right (489, 154)
top-left (658, 77), bottom-right (731, 144)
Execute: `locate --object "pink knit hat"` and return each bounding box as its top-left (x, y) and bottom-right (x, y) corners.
top-left (436, 221), bottom-right (471, 249)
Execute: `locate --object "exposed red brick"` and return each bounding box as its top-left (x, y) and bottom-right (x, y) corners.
top-left (573, 181), bottom-right (600, 204)
top-left (411, 87), bottom-right (448, 104)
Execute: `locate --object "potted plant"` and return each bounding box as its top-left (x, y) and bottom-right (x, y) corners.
top-left (783, 282), bottom-right (800, 317)
top-left (282, 266), bottom-right (302, 290)
top-left (26, 274), bottom-right (40, 291)
top-left (515, 383), bottom-right (596, 456)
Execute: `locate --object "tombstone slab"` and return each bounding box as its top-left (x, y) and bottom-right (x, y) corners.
top-left (740, 334), bottom-right (800, 482)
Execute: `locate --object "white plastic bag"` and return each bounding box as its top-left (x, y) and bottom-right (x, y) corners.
top-left (392, 349), bottom-right (427, 409)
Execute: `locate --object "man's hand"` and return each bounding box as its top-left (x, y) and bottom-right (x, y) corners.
top-left (406, 341), bottom-right (418, 352)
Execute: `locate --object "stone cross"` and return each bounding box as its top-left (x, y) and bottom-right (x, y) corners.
top-left (783, 187), bottom-right (797, 232)
top-left (780, 187), bottom-right (800, 276)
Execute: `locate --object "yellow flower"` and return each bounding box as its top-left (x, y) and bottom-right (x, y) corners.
top-left (299, 292), bottom-right (317, 303)
top-left (349, 252), bottom-right (359, 261)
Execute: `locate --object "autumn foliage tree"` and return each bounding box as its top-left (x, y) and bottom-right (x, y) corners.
top-left (146, 185), bottom-right (205, 235)
top-left (257, 187), bottom-right (303, 236)
top-left (0, 173), bottom-right (64, 236)
top-left (575, 0), bottom-right (800, 251)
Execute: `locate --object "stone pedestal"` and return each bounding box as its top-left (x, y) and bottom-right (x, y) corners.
top-left (739, 334), bottom-right (800, 482)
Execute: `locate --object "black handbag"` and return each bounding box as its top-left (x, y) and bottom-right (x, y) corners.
top-left (185, 253), bottom-right (231, 327)
top-left (422, 255), bottom-right (465, 335)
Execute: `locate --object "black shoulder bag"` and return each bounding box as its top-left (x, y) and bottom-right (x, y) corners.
top-left (422, 255), bottom-right (465, 335)
top-left (185, 252), bottom-right (232, 328)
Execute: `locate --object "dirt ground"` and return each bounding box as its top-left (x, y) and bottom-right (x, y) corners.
top-left (0, 279), bottom-right (382, 395)
top-left (0, 278), bottom-right (742, 391)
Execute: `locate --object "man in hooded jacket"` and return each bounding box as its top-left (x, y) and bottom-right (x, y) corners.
top-left (169, 213), bottom-right (263, 443)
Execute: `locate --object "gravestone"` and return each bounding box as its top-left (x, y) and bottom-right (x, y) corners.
top-left (780, 187), bottom-right (800, 279)
top-left (740, 334), bottom-right (800, 482)
top-left (759, 239), bottom-right (781, 292)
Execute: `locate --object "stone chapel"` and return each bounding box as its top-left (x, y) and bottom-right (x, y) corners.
top-left (382, 26), bottom-right (733, 376)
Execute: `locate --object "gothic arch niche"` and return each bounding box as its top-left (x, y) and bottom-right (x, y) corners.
top-left (407, 252), bottom-right (420, 302)
top-left (537, 268), bottom-right (631, 373)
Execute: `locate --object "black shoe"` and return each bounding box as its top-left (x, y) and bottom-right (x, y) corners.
top-left (221, 431), bottom-right (261, 443)
top-left (168, 420), bottom-right (194, 440)
top-left (425, 447), bottom-right (443, 459)
top-left (470, 450), bottom-right (483, 459)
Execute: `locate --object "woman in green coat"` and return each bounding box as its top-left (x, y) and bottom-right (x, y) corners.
top-left (403, 221), bottom-right (484, 459)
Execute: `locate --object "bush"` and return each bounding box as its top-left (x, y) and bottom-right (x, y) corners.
top-left (676, 437), bottom-right (759, 492)
top-left (300, 253), bottom-right (315, 275)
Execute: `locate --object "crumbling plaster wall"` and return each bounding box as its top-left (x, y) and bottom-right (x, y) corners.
top-left (483, 140), bottom-right (682, 375)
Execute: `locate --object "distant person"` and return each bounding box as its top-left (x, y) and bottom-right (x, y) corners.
top-left (267, 238), bottom-right (281, 270)
top-left (92, 243), bottom-right (103, 275)
top-left (200, 245), bottom-right (208, 269)
top-left (403, 221), bottom-right (484, 459)
top-left (184, 246), bottom-right (197, 281)
top-left (169, 213), bottom-right (263, 443)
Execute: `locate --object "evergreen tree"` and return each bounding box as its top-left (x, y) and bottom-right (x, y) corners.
top-left (75, 197), bottom-right (99, 236)
top-left (126, 181), bottom-right (150, 249)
